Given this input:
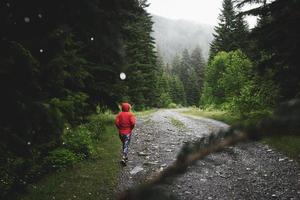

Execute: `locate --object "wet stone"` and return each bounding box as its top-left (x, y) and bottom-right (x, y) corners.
top-left (138, 152), bottom-right (149, 156)
top-left (143, 161), bottom-right (158, 166)
top-left (130, 166), bottom-right (144, 175)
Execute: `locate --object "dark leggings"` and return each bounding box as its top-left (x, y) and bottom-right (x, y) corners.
top-left (119, 134), bottom-right (131, 157)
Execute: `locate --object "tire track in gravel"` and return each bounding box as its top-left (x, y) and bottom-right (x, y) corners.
top-left (117, 109), bottom-right (300, 199)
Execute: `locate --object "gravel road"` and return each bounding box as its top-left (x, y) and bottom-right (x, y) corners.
top-left (117, 109), bottom-right (300, 199)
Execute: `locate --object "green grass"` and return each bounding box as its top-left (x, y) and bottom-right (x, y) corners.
top-left (182, 108), bottom-right (300, 160)
top-left (181, 108), bottom-right (240, 125)
top-left (135, 109), bottom-right (158, 118)
top-left (20, 119), bottom-right (121, 200)
top-left (170, 117), bottom-right (185, 129)
top-left (262, 135), bottom-right (300, 160)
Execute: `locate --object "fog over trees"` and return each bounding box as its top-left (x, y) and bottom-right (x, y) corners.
top-left (151, 15), bottom-right (214, 63)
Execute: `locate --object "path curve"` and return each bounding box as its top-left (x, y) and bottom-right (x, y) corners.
top-left (117, 109), bottom-right (300, 199)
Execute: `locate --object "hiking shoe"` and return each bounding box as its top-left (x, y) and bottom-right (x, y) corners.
top-left (121, 158), bottom-right (127, 166)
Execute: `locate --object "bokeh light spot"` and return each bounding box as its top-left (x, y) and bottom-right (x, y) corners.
top-left (120, 72), bottom-right (126, 80)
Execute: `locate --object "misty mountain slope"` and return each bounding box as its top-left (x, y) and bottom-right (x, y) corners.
top-left (151, 15), bottom-right (214, 63)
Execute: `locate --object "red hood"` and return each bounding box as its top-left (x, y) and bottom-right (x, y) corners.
top-left (121, 103), bottom-right (131, 112)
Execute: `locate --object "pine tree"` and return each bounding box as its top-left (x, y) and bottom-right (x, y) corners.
top-left (209, 0), bottom-right (249, 60)
top-left (176, 49), bottom-right (199, 106)
top-left (171, 55), bottom-right (182, 76)
top-left (122, 1), bottom-right (158, 109)
top-left (190, 46), bottom-right (206, 99)
top-left (234, 14), bottom-right (249, 53)
top-left (168, 76), bottom-right (186, 105)
top-left (236, 0), bottom-right (300, 100)
top-left (210, 0), bottom-right (237, 59)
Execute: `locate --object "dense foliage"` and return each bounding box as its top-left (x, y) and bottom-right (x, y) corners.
top-left (0, 0), bottom-right (164, 197)
top-left (236, 0), bottom-right (300, 100)
top-left (201, 0), bottom-right (299, 116)
top-left (201, 50), bottom-right (278, 115)
top-left (171, 47), bottom-right (206, 106)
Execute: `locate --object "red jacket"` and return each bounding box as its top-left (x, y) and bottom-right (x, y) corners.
top-left (115, 103), bottom-right (136, 135)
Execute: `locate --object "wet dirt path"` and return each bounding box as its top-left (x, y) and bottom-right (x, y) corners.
top-left (117, 109), bottom-right (300, 199)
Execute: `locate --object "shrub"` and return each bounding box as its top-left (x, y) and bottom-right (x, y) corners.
top-left (85, 115), bottom-right (106, 140)
top-left (201, 50), bottom-right (279, 115)
top-left (49, 92), bottom-right (89, 124)
top-left (168, 103), bottom-right (177, 108)
top-left (157, 93), bottom-right (172, 108)
top-left (45, 148), bottom-right (78, 170)
top-left (62, 126), bottom-right (93, 158)
top-left (0, 154), bottom-right (25, 198)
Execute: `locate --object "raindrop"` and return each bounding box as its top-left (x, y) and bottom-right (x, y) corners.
top-left (39, 49), bottom-right (44, 53)
top-left (6, 2), bottom-right (10, 7)
top-left (27, 141), bottom-right (31, 145)
top-left (38, 13), bottom-right (42, 19)
top-left (90, 37), bottom-right (94, 41)
top-left (24, 17), bottom-right (30, 23)
top-left (120, 72), bottom-right (126, 80)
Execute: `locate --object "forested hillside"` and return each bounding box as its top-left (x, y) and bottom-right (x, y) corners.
top-left (151, 15), bottom-right (214, 63)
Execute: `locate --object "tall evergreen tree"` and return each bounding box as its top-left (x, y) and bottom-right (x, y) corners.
top-left (190, 46), bottom-right (206, 99)
top-left (176, 49), bottom-right (198, 105)
top-left (210, 0), bottom-right (237, 59)
top-left (209, 0), bottom-right (249, 59)
top-left (169, 76), bottom-right (187, 105)
top-left (121, 1), bottom-right (158, 109)
top-left (171, 55), bottom-right (182, 76)
top-left (234, 14), bottom-right (249, 52)
top-left (236, 0), bottom-right (300, 100)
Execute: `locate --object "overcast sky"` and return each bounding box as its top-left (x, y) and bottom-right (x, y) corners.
top-left (146, 0), bottom-right (258, 28)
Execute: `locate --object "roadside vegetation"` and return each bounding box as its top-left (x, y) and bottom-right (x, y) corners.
top-left (191, 0), bottom-right (300, 163)
top-left (18, 113), bottom-right (120, 200)
top-left (182, 108), bottom-right (300, 161)
top-left (134, 109), bottom-right (158, 118)
top-left (8, 105), bottom-right (158, 200)
top-left (18, 108), bottom-right (157, 200)
top-left (170, 117), bottom-right (186, 129)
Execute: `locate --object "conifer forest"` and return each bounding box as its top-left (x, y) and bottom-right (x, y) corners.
top-left (0, 0), bottom-right (299, 199)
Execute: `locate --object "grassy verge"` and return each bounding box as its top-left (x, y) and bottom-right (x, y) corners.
top-left (182, 108), bottom-right (240, 125)
top-left (182, 108), bottom-right (300, 160)
top-left (262, 136), bottom-right (300, 159)
top-left (20, 117), bottom-right (121, 200)
top-left (170, 117), bottom-right (185, 129)
top-left (135, 109), bottom-right (158, 118)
